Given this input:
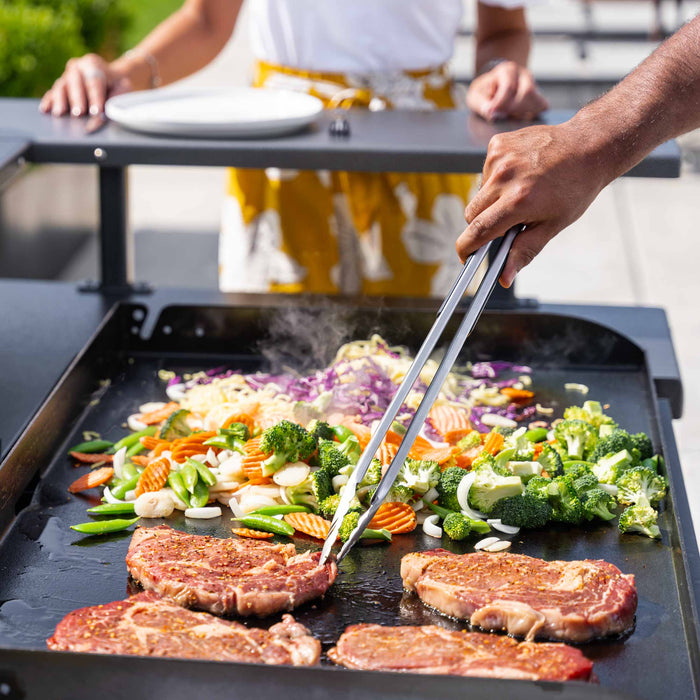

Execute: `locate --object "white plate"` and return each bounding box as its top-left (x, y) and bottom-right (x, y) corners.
top-left (105, 87), bottom-right (324, 138)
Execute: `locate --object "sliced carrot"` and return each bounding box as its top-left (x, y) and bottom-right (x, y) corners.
top-left (482, 431), bottom-right (504, 456)
top-left (232, 528), bottom-right (274, 539)
top-left (500, 387), bottom-right (535, 403)
top-left (455, 446), bottom-right (481, 468)
top-left (152, 442), bottom-right (172, 458)
top-left (139, 402), bottom-right (180, 426)
top-left (140, 436), bottom-right (169, 450)
top-left (376, 441), bottom-right (398, 467)
top-left (223, 413), bottom-right (256, 433)
top-left (284, 512), bottom-right (334, 540)
top-left (68, 466), bottom-right (114, 493)
top-left (429, 405), bottom-right (473, 444)
top-left (533, 442), bottom-right (544, 458)
top-left (369, 502), bottom-right (417, 534)
top-left (240, 436), bottom-right (269, 479)
top-left (70, 451), bottom-right (113, 464)
top-left (134, 457), bottom-right (170, 497)
top-left (171, 445), bottom-right (207, 462)
top-left (172, 431), bottom-right (217, 445)
top-left (131, 455), bottom-right (150, 467)
top-left (417, 446), bottom-right (458, 466)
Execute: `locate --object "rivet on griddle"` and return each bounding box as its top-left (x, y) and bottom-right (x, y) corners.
top-left (94, 147), bottom-right (107, 160)
top-left (195, 327), bottom-right (205, 338)
top-left (162, 325), bottom-right (172, 335)
top-left (0, 683), bottom-right (11, 696)
top-left (329, 116), bottom-right (351, 137)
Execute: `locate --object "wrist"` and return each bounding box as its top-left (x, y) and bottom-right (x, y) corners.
top-left (112, 48), bottom-right (161, 91)
top-left (562, 113), bottom-right (620, 190)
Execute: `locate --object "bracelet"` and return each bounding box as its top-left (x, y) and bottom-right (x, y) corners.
top-left (125, 48), bottom-right (162, 89)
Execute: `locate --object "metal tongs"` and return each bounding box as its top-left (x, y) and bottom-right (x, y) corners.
top-left (320, 225), bottom-right (522, 565)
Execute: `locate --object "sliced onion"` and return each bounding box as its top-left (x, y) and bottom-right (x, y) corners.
top-left (185, 506), bottom-right (222, 519)
top-left (127, 414), bottom-right (147, 432)
top-left (205, 448), bottom-right (219, 467)
top-left (166, 383), bottom-right (187, 401)
top-left (422, 487), bottom-right (438, 505)
top-left (536, 403), bottom-right (554, 416)
top-left (219, 453), bottom-right (244, 479)
top-left (239, 495), bottom-right (278, 513)
top-left (103, 486), bottom-right (126, 504)
top-left (124, 489), bottom-right (136, 502)
top-left (161, 487), bottom-right (187, 511)
top-left (217, 449), bottom-right (233, 463)
top-left (139, 401), bottom-right (165, 414)
top-left (599, 483), bottom-right (619, 496)
top-left (485, 540), bottom-right (512, 552)
top-left (191, 453), bottom-right (207, 463)
top-left (474, 536), bottom-right (501, 550)
top-left (228, 496), bottom-right (244, 518)
top-left (481, 414), bottom-right (517, 429)
top-left (423, 514), bottom-right (443, 538)
top-left (565, 383), bottom-right (589, 395)
top-left (112, 446), bottom-right (127, 480)
top-left (547, 430), bottom-right (555, 441)
top-left (412, 500), bottom-right (424, 512)
top-left (332, 475), bottom-right (348, 493)
top-left (273, 462), bottom-right (310, 487)
top-left (135, 491), bottom-right (174, 519)
top-left (456, 472), bottom-right (486, 520)
top-left (487, 518), bottom-right (521, 535)
top-left (209, 481), bottom-right (244, 493)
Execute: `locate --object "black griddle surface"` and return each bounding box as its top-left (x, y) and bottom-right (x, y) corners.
top-left (0, 353), bottom-right (691, 700)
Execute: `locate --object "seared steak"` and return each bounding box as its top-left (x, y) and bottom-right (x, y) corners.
top-left (401, 549), bottom-right (636, 642)
top-left (126, 525), bottom-right (337, 616)
top-left (328, 624), bottom-right (594, 681)
top-left (48, 591), bottom-right (320, 665)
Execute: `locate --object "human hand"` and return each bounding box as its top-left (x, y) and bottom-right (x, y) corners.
top-left (466, 61), bottom-right (548, 122)
top-left (456, 121), bottom-right (610, 287)
top-left (39, 54), bottom-right (132, 117)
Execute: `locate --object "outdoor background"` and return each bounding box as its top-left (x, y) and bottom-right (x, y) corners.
top-left (1, 0), bottom-right (699, 531)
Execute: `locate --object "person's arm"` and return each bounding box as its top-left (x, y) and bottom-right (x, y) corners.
top-left (457, 14), bottom-right (700, 287)
top-left (467, 3), bottom-right (548, 121)
top-left (40, 0), bottom-right (243, 117)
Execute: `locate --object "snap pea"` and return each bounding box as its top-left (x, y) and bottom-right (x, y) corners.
top-left (167, 472), bottom-right (191, 507)
top-left (186, 458), bottom-right (217, 487)
top-left (180, 462), bottom-right (199, 493)
top-left (238, 514), bottom-right (295, 537)
top-left (68, 439), bottom-right (113, 454)
top-left (111, 426), bottom-right (157, 453)
top-left (87, 502), bottom-right (136, 515)
top-left (524, 427), bottom-right (548, 443)
top-left (251, 505), bottom-right (310, 516)
top-left (126, 442), bottom-right (146, 458)
top-left (331, 425), bottom-right (354, 443)
top-left (111, 474), bottom-right (140, 500)
top-left (70, 517), bottom-right (139, 535)
top-left (121, 460), bottom-right (140, 481)
top-left (189, 480), bottom-right (210, 508)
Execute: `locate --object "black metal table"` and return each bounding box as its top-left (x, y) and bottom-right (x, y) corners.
top-left (0, 98), bottom-right (682, 293)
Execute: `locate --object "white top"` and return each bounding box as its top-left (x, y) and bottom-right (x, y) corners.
top-left (249, 0), bottom-right (534, 74)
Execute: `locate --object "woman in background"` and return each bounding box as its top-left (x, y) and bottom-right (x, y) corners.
top-left (41, 0), bottom-right (547, 297)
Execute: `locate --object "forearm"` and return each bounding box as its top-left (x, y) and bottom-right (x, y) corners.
top-left (111, 0), bottom-right (242, 90)
top-left (570, 15), bottom-right (700, 184)
top-left (475, 6), bottom-right (530, 73)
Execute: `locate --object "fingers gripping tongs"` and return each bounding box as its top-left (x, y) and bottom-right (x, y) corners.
top-left (320, 226), bottom-right (522, 565)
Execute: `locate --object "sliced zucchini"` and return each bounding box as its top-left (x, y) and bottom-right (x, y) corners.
top-left (159, 408), bottom-right (192, 440)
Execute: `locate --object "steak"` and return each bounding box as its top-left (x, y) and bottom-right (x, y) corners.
top-left (48, 591), bottom-right (320, 665)
top-left (401, 549), bottom-right (636, 642)
top-left (126, 525), bottom-right (337, 616)
top-left (328, 624), bottom-right (594, 681)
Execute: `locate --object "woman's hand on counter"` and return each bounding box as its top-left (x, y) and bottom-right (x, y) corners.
top-left (39, 54), bottom-right (132, 118)
top-left (466, 61), bottom-right (548, 122)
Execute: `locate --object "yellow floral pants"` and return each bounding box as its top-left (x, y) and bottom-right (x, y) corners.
top-left (219, 61), bottom-right (479, 297)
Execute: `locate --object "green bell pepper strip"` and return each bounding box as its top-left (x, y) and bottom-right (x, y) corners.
top-left (68, 439), bottom-right (113, 454)
top-left (70, 517), bottom-right (140, 535)
top-left (87, 502), bottom-right (136, 515)
top-left (251, 505), bottom-right (310, 516)
top-left (189, 480), bottom-right (210, 508)
top-left (238, 514), bottom-right (295, 537)
top-left (111, 427), bottom-right (157, 453)
top-left (167, 472), bottom-right (191, 507)
top-left (180, 462), bottom-right (199, 493)
top-left (331, 425), bottom-right (355, 443)
top-left (186, 458), bottom-right (217, 487)
top-left (524, 427), bottom-right (548, 443)
top-left (111, 474), bottom-right (140, 500)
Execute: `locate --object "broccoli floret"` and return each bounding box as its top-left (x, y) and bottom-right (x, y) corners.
top-left (337, 435), bottom-right (362, 465)
top-left (436, 467), bottom-right (467, 512)
top-left (306, 419), bottom-right (335, 442)
top-left (316, 441), bottom-right (351, 477)
top-left (442, 512), bottom-right (491, 540)
top-left (524, 475), bottom-right (552, 501)
top-left (361, 458), bottom-right (383, 486)
top-left (492, 425), bottom-right (517, 438)
top-left (564, 401), bottom-right (617, 430)
top-left (629, 432), bottom-right (653, 461)
top-left (619, 503), bottom-right (661, 539)
top-left (582, 488), bottom-right (617, 521)
top-left (504, 427), bottom-right (535, 461)
top-left (284, 480), bottom-right (318, 509)
top-left (616, 466), bottom-right (667, 507)
top-left (536, 443), bottom-right (564, 477)
top-left (319, 494), bottom-right (362, 519)
top-left (589, 429), bottom-right (633, 463)
top-left (572, 472), bottom-right (599, 499)
top-left (310, 469), bottom-right (333, 504)
top-left (547, 475), bottom-right (584, 524)
top-left (592, 449), bottom-right (634, 484)
top-left (396, 458), bottom-right (440, 496)
top-left (553, 420), bottom-right (597, 460)
top-left (491, 494), bottom-right (553, 529)
top-left (507, 461), bottom-right (542, 482)
top-left (473, 451), bottom-right (511, 476)
top-left (386, 484), bottom-right (414, 504)
top-left (457, 431), bottom-right (483, 451)
top-left (468, 463), bottom-right (524, 515)
top-left (338, 511), bottom-right (391, 543)
top-left (260, 420), bottom-right (317, 475)
top-left (563, 460), bottom-right (594, 479)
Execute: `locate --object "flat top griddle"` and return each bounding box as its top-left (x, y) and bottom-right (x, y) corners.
top-left (0, 301), bottom-right (698, 700)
